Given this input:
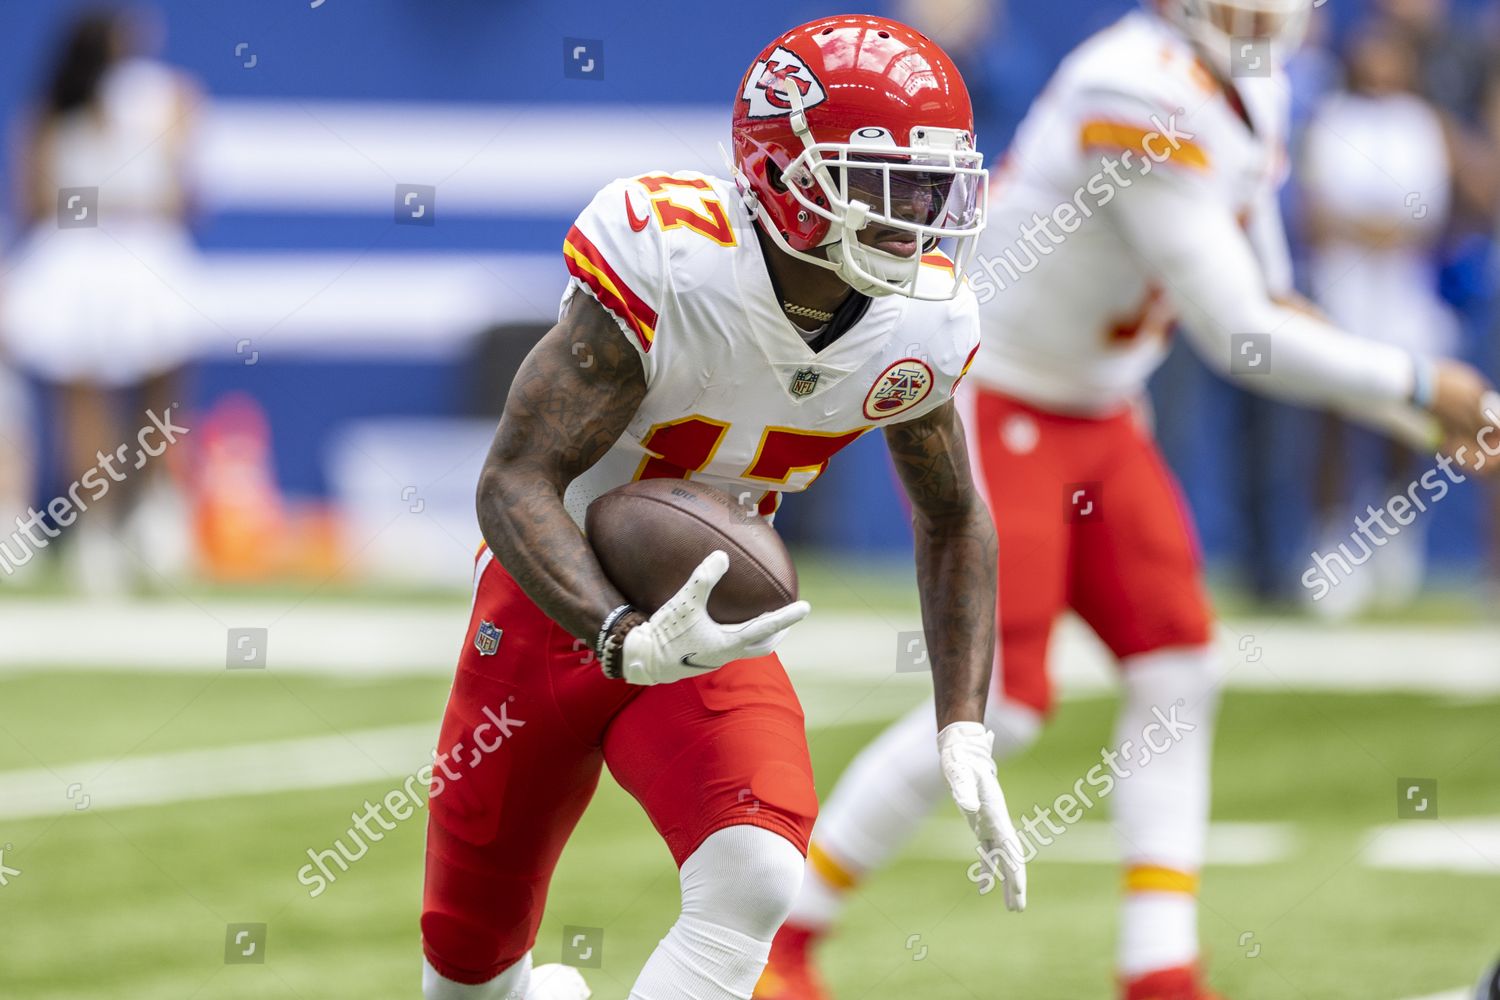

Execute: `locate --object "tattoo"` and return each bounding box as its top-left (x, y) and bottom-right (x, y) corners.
top-left (883, 401), bottom-right (980, 521)
top-left (885, 401), bottom-right (999, 728)
top-left (476, 292), bottom-right (648, 641)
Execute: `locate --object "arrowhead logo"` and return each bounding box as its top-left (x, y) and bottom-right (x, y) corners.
top-left (741, 46), bottom-right (827, 119)
top-left (863, 358), bottom-right (935, 420)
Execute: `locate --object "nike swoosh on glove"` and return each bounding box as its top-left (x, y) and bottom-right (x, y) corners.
top-left (619, 550), bottom-right (811, 686)
top-left (939, 720), bottom-right (1027, 912)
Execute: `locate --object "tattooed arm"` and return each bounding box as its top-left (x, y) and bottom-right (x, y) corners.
top-left (476, 292), bottom-right (646, 642)
top-left (889, 399), bottom-right (1026, 909)
top-left (884, 399), bottom-right (998, 728)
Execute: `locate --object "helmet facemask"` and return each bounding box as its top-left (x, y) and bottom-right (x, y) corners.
top-left (746, 79), bottom-right (987, 300)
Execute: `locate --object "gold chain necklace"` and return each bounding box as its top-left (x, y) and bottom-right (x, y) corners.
top-left (782, 300), bottom-right (835, 323)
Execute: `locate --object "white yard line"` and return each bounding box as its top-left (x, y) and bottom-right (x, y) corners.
top-left (3, 700), bottom-right (1496, 897)
top-left (0, 696), bottom-right (933, 822)
top-left (3, 599), bottom-right (1499, 695)
top-left (0, 724), bottom-right (435, 821)
top-left (0, 599), bottom-right (468, 676)
top-left (1398, 991), bottom-right (1468, 1000)
top-left (1362, 819), bottom-right (1500, 876)
top-left (0, 723), bottom-right (1308, 858)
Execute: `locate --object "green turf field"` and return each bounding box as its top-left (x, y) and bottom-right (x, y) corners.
top-left (1, 575), bottom-right (1497, 999)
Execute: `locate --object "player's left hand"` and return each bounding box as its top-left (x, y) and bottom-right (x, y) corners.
top-left (938, 721), bottom-right (1027, 912)
top-left (618, 551), bottom-right (810, 686)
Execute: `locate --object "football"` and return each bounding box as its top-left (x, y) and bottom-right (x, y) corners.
top-left (585, 478), bottom-right (798, 623)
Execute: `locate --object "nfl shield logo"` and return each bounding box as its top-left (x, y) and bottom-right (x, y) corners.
top-left (474, 620), bottom-right (503, 656)
top-left (790, 367), bottom-right (821, 398)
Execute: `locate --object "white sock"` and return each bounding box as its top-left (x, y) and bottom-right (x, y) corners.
top-left (423, 952), bottom-right (531, 1000)
top-left (629, 825), bottom-right (805, 1000)
top-left (785, 694), bottom-right (1042, 930)
top-left (1111, 645), bottom-right (1222, 976)
top-left (1118, 894), bottom-right (1199, 976)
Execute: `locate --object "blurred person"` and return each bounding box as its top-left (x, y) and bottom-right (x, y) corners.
top-left (1379, 0), bottom-right (1500, 239)
top-left (1, 6), bottom-right (201, 594)
top-left (1482, 68), bottom-right (1500, 591)
top-left (420, 16), bottom-right (1025, 1000)
top-left (895, 0), bottom-right (998, 56)
top-left (0, 359), bottom-right (36, 586)
top-left (1377, 0), bottom-right (1492, 124)
top-left (760, 2), bottom-right (1499, 999)
top-left (1302, 21), bottom-right (1456, 616)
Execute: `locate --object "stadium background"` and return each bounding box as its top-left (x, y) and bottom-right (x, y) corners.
top-left (0, 0), bottom-right (1495, 590)
top-left (0, 3), bottom-right (1497, 1000)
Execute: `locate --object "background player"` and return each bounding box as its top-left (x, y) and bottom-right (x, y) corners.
top-left (421, 17), bottom-right (1026, 1000)
top-left (761, 2), bottom-right (1499, 999)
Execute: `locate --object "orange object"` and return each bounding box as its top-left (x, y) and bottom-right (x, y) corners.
top-left (191, 393), bottom-right (288, 581)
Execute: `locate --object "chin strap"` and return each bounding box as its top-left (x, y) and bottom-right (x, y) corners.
top-left (785, 79), bottom-right (811, 140)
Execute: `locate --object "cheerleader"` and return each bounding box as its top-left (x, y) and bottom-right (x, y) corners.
top-left (3, 7), bottom-right (201, 593)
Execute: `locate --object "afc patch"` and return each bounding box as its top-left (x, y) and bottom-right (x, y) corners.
top-left (474, 620), bottom-right (503, 657)
top-left (863, 358), bottom-right (935, 420)
top-left (789, 367), bottom-right (821, 398)
top-left (741, 46), bottom-right (827, 119)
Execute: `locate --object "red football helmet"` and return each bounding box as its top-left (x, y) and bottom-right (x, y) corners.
top-left (731, 16), bottom-right (986, 300)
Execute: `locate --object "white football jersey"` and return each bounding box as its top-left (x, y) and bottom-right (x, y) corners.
top-left (557, 170), bottom-right (980, 526)
top-left (966, 10), bottom-right (1293, 414)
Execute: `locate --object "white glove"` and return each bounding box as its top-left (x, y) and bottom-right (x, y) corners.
top-left (619, 550), bottom-right (811, 686)
top-left (939, 720), bottom-right (1027, 912)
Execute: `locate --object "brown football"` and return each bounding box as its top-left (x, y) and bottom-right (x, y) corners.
top-left (585, 478), bottom-right (798, 624)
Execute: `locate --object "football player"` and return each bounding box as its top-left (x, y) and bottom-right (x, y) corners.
top-left (760, 2), bottom-right (1500, 999)
top-left (420, 16), bottom-right (1027, 1000)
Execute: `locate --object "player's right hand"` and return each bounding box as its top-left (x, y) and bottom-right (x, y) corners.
top-left (1427, 360), bottom-right (1500, 475)
top-left (619, 550), bottom-right (811, 686)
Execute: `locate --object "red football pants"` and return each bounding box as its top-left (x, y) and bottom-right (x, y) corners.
top-left (420, 552), bottom-right (819, 985)
top-left (962, 386), bottom-right (1213, 715)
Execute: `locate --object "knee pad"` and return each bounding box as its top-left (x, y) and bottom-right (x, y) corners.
top-left (679, 825), bottom-right (806, 940)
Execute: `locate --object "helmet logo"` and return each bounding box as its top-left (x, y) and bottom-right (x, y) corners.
top-left (741, 46), bottom-right (827, 119)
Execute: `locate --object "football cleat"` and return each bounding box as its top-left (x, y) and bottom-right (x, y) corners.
top-left (754, 923), bottom-right (831, 1000)
top-left (528, 963), bottom-right (591, 1000)
top-left (1122, 964), bottom-right (1225, 1000)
